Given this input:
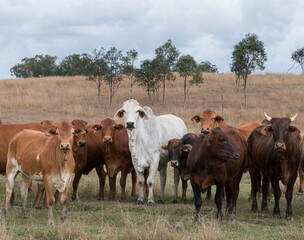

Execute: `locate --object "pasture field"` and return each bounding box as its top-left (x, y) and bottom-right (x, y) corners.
top-left (0, 73), bottom-right (304, 239)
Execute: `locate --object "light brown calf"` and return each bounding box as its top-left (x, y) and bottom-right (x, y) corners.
top-left (5, 121), bottom-right (76, 225)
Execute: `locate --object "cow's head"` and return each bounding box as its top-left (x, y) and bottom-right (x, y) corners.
top-left (207, 127), bottom-right (240, 162)
top-left (46, 121), bottom-right (75, 154)
top-left (71, 119), bottom-right (88, 149)
top-left (261, 113), bottom-right (298, 152)
top-left (100, 118), bottom-right (125, 145)
top-left (114, 99), bottom-right (148, 130)
top-left (191, 109), bottom-right (225, 135)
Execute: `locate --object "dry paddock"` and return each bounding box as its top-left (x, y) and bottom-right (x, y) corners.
top-left (0, 73), bottom-right (304, 239)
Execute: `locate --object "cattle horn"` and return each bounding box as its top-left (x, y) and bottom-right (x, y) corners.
top-left (290, 113), bottom-right (298, 122)
top-left (264, 112), bottom-right (272, 122)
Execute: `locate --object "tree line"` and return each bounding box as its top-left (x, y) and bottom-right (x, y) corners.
top-left (10, 36), bottom-right (304, 108)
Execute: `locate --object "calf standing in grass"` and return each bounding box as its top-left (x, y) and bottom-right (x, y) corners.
top-left (5, 121), bottom-right (76, 225)
top-left (187, 127), bottom-right (246, 222)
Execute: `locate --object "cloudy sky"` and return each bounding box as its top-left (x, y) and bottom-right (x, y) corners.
top-left (1, 0), bottom-right (303, 79)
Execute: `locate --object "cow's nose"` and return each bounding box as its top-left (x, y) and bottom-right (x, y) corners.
top-left (274, 142), bottom-right (286, 151)
top-left (79, 141), bottom-right (86, 147)
top-left (103, 136), bottom-right (112, 144)
top-left (60, 143), bottom-right (70, 150)
top-left (234, 152), bottom-right (240, 160)
top-left (126, 122), bottom-right (135, 129)
top-left (170, 160), bottom-right (179, 167)
top-left (201, 127), bottom-right (210, 134)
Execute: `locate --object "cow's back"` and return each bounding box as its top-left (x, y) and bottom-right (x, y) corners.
top-left (157, 114), bottom-right (187, 145)
top-left (0, 123), bottom-right (50, 174)
top-left (236, 121), bottom-right (262, 141)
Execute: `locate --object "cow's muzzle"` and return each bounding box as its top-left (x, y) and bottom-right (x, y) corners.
top-left (170, 160), bottom-right (179, 167)
top-left (79, 141), bottom-right (86, 147)
top-left (103, 136), bottom-right (112, 144)
top-left (228, 152), bottom-right (240, 161)
top-left (60, 144), bottom-right (71, 151)
top-left (274, 142), bottom-right (286, 152)
top-left (201, 128), bottom-right (210, 135)
top-left (126, 121), bottom-right (135, 130)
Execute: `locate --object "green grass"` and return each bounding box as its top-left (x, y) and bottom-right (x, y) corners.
top-left (1, 169), bottom-right (304, 240)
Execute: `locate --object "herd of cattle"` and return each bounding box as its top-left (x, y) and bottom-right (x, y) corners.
top-left (2, 99), bottom-right (304, 225)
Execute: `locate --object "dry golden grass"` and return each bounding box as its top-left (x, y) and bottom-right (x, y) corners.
top-left (1, 73), bottom-right (303, 133)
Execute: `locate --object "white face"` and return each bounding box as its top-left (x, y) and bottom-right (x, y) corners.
top-left (114, 99), bottom-right (148, 130)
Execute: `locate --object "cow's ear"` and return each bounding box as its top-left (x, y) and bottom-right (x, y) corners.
top-left (191, 115), bottom-right (201, 123)
top-left (159, 145), bottom-right (168, 152)
top-left (114, 108), bottom-right (125, 120)
top-left (46, 128), bottom-right (57, 136)
top-left (114, 124), bottom-right (125, 131)
top-left (214, 115), bottom-right (224, 123)
top-left (261, 126), bottom-right (272, 135)
top-left (289, 126), bottom-right (300, 134)
top-left (137, 109), bottom-right (148, 119)
top-left (182, 144), bottom-right (192, 152)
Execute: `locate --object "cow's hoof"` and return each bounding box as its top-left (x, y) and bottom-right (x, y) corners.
top-left (297, 191), bottom-right (303, 195)
top-left (251, 208), bottom-right (258, 213)
top-left (136, 199), bottom-right (144, 205)
top-left (147, 201), bottom-right (155, 206)
top-left (262, 208), bottom-right (269, 213)
top-left (286, 215), bottom-right (294, 221)
top-left (171, 199), bottom-right (178, 204)
top-left (157, 199), bottom-right (164, 204)
top-left (273, 213), bottom-right (281, 219)
top-left (21, 212), bottom-right (31, 219)
top-left (228, 213), bottom-right (236, 221)
top-left (71, 196), bottom-right (77, 202)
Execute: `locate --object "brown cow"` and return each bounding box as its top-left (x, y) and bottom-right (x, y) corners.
top-left (0, 120), bottom-right (2, 124)
top-left (71, 123), bottom-right (106, 201)
top-left (248, 113), bottom-right (300, 221)
top-left (187, 127), bottom-right (247, 222)
top-left (5, 121), bottom-right (76, 225)
top-left (100, 118), bottom-right (136, 201)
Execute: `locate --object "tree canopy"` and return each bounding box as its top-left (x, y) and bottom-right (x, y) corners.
top-left (291, 47), bottom-right (304, 74)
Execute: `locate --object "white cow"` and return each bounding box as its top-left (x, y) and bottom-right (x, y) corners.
top-left (114, 99), bottom-right (187, 206)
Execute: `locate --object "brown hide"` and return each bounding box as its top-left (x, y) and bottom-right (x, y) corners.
top-left (100, 118), bottom-right (136, 201)
top-left (0, 121), bottom-right (55, 175)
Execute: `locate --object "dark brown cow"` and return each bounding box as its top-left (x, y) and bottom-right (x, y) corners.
top-left (0, 120), bottom-right (2, 124)
top-left (100, 118), bottom-right (136, 201)
top-left (5, 121), bottom-right (76, 225)
top-left (187, 127), bottom-right (247, 222)
top-left (71, 123), bottom-right (106, 201)
top-left (248, 113), bottom-right (300, 221)
top-left (159, 133), bottom-right (198, 203)
top-left (0, 121), bottom-right (55, 175)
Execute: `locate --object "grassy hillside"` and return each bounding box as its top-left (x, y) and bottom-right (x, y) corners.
top-left (0, 73), bottom-right (304, 239)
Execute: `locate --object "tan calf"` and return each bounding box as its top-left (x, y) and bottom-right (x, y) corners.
top-left (5, 121), bottom-right (76, 225)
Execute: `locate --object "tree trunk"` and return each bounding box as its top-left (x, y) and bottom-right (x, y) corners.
top-left (109, 82), bottom-right (113, 107)
top-left (98, 78), bottom-right (101, 108)
top-left (183, 76), bottom-right (187, 108)
top-left (162, 75), bottom-right (166, 103)
top-left (130, 75), bottom-right (133, 99)
top-left (244, 77), bottom-right (247, 109)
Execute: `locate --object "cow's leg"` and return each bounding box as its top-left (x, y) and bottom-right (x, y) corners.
top-left (28, 181), bottom-right (33, 193)
top-left (215, 182), bottom-right (224, 222)
top-left (251, 168), bottom-right (260, 213)
top-left (158, 163), bottom-right (167, 203)
top-left (120, 169), bottom-right (127, 201)
top-left (147, 159), bottom-right (159, 206)
top-left (225, 180), bottom-right (232, 217)
top-left (144, 169), bottom-right (149, 195)
top-left (60, 178), bottom-right (72, 222)
top-left (95, 165), bottom-right (106, 200)
top-left (298, 167), bottom-right (304, 195)
top-left (72, 166), bottom-right (83, 201)
top-left (205, 186), bottom-right (212, 200)
top-left (267, 182), bottom-right (273, 201)
top-left (229, 168), bottom-right (243, 221)
top-left (108, 174), bottom-right (117, 201)
top-left (261, 176), bottom-right (269, 213)
top-left (172, 167), bottom-right (180, 203)
top-left (190, 180), bottom-right (202, 224)
top-left (270, 179), bottom-right (281, 219)
top-left (136, 171), bottom-right (145, 204)
top-left (44, 176), bottom-right (55, 226)
top-left (32, 183), bottom-right (45, 208)
top-left (20, 175), bottom-right (32, 218)
top-left (5, 167), bottom-right (18, 215)
top-left (248, 168), bottom-right (259, 202)
top-left (285, 172), bottom-right (297, 221)
top-left (180, 178), bottom-right (188, 204)
top-left (131, 169), bottom-right (137, 197)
